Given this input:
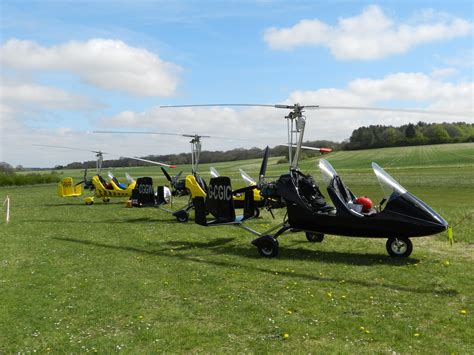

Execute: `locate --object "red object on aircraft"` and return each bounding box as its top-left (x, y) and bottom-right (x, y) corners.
top-left (355, 196), bottom-right (373, 213)
top-left (170, 165), bottom-right (177, 168)
top-left (320, 148), bottom-right (333, 154)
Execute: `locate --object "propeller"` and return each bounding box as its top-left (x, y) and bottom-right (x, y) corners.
top-left (161, 167), bottom-right (185, 195)
top-left (259, 146), bottom-right (270, 185)
top-left (210, 167), bottom-right (220, 178)
top-left (161, 166), bottom-right (173, 183)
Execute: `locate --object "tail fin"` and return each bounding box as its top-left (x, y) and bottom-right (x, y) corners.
top-left (207, 177), bottom-right (235, 222)
top-left (58, 177), bottom-right (82, 197)
top-left (131, 177), bottom-right (155, 207)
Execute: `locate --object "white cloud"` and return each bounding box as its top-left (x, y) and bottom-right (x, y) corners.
top-left (0, 39), bottom-right (181, 96)
top-left (430, 67), bottom-right (458, 78)
top-left (263, 5), bottom-right (472, 60)
top-left (1, 81), bottom-right (99, 111)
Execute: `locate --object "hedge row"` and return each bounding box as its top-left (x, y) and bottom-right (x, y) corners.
top-left (0, 172), bottom-right (61, 186)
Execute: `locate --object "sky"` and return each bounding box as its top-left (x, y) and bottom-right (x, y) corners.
top-left (1, 0), bottom-right (473, 167)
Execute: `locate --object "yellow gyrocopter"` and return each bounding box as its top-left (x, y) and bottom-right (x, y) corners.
top-left (34, 144), bottom-right (175, 205)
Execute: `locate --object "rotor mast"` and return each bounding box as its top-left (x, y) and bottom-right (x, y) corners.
top-left (286, 104), bottom-right (309, 171)
top-left (95, 152), bottom-right (103, 176)
top-left (189, 135), bottom-right (202, 176)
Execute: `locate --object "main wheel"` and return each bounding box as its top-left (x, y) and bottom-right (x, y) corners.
top-left (256, 236), bottom-right (279, 258)
top-left (386, 237), bottom-right (413, 258)
top-left (102, 197), bottom-right (110, 203)
top-left (306, 232), bottom-right (324, 243)
top-left (84, 197), bottom-right (94, 205)
top-left (176, 212), bottom-right (189, 223)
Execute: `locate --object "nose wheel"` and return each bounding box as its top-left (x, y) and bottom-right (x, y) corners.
top-left (386, 237), bottom-right (413, 258)
top-left (173, 210), bottom-right (189, 223)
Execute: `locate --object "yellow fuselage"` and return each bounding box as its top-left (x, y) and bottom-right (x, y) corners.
top-left (91, 175), bottom-right (136, 198)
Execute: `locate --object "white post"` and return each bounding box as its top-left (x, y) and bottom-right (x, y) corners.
top-left (3, 195), bottom-right (10, 223)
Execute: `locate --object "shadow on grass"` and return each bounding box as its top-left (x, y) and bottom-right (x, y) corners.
top-left (25, 217), bottom-right (184, 224)
top-left (161, 239), bottom-right (419, 267)
top-left (53, 236), bottom-right (458, 297)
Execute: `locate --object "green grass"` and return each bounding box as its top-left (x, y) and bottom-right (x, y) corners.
top-left (1, 143), bottom-right (473, 352)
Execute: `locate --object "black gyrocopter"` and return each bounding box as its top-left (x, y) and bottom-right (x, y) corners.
top-left (162, 103), bottom-right (449, 258)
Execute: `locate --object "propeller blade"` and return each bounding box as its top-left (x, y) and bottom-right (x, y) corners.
top-left (161, 167), bottom-right (173, 182)
top-left (173, 171), bottom-right (183, 185)
top-left (210, 167), bottom-right (220, 178)
top-left (259, 146), bottom-right (270, 182)
top-left (239, 168), bottom-right (257, 186)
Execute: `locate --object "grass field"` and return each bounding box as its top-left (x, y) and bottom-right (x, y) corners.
top-left (1, 143), bottom-right (473, 352)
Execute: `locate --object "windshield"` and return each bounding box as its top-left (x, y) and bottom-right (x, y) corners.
top-left (318, 159), bottom-right (338, 187)
top-left (372, 162), bottom-right (407, 199)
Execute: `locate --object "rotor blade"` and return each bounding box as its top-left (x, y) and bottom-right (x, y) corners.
top-left (93, 130), bottom-right (250, 141)
top-left (160, 103), bottom-right (321, 110)
top-left (118, 155), bottom-right (176, 168)
top-left (161, 167), bottom-right (173, 182)
top-left (33, 144), bottom-right (103, 154)
top-left (309, 105), bottom-right (471, 117)
top-left (161, 104), bottom-right (471, 117)
top-left (285, 144), bottom-right (333, 154)
top-left (239, 168), bottom-right (257, 186)
top-left (160, 104), bottom-right (276, 108)
top-left (259, 146), bottom-right (270, 182)
top-left (210, 167), bottom-right (220, 178)
top-left (93, 130), bottom-right (187, 137)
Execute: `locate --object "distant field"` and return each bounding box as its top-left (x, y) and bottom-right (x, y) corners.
top-left (1, 143), bottom-right (473, 352)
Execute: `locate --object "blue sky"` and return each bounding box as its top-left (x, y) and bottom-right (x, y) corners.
top-left (1, 1), bottom-right (473, 167)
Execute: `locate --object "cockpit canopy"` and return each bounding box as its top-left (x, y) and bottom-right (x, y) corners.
top-left (371, 162), bottom-right (407, 200)
top-left (319, 159), bottom-right (407, 201)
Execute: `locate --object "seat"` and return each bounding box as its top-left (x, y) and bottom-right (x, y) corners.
top-left (327, 176), bottom-right (364, 217)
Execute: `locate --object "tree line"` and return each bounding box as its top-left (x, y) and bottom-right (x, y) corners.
top-left (60, 140), bottom-right (342, 170)
top-left (2, 122), bottom-right (471, 173)
top-left (344, 122), bottom-right (473, 150)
